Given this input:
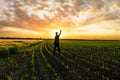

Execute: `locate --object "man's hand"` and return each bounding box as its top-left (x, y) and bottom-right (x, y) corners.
top-left (59, 30), bottom-right (62, 36)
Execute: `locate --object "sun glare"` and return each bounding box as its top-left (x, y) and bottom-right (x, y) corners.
top-left (50, 30), bottom-right (57, 35)
top-left (50, 29), bottom-right (67, 39)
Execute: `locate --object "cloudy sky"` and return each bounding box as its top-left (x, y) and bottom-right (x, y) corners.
top-left (0, 0), bottom-right (120, 39)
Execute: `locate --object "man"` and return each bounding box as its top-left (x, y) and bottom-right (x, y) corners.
top-left (53, 30), bottom-right (62, 54)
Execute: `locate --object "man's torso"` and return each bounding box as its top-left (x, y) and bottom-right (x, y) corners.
top-left (54, 35), bottom-right (59, 43)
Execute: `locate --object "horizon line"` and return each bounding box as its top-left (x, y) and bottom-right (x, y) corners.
top-left (0, 37), bottom-right (120, 40)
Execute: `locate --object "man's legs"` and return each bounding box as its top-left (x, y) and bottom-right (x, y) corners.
top-left (53, 44), bottom-right (56, 54)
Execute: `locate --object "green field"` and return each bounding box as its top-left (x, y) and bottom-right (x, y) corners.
top-left (0, 39), bottom-right (120, 80)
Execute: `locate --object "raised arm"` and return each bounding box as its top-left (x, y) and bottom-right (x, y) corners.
top-left (59, 30), bottom-right (62, 36)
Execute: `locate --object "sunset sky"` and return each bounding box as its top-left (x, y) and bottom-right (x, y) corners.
top-left (0, 0), bottom-right (120, 40)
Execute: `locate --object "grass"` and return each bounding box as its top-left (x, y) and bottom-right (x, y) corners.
top-left (0, 39), bottom-right (120, 80)
top-left (0, 39), bottom-right (42, 58)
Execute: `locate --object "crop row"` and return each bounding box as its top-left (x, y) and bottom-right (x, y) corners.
top-left (0, 40), bottom-right (119, 80)
top-left (48, 40), bottom-right (120, 80)
top-left (0, 41), bottom-right (43, 79)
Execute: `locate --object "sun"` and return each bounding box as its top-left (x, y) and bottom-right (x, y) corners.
top-left (50, 29), bottom-right (60, 37)
top-left (50, 29), bottom-right (67, 39)
top-left (50, 30), bottom-right (58, 35)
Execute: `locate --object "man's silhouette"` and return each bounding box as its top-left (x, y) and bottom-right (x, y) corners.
top-left (53, 30), bottom-right (62, 54)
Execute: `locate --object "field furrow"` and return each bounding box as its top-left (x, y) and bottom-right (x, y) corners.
top-left (40, 42), bottom-right (60, 80)
top-left (49, 41), bottom-right (120, 79)
top-left (0, 40), bottom-right (120, 80)
top-left (43, 42), bottom-right (78, 79)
